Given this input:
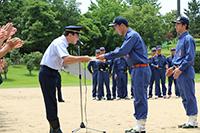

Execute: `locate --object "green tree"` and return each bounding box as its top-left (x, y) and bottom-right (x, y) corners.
top-left (184, 0), bottom-right (200, 37)
top-left (20, 0), bottom-right (59, 53)
top-left (23, 51), bottom-right (43, 71)
top-left (10, 49), bottom-right (21, 65)
top-left (162, 10), bottom-right (177, 42)
top-left (27, 59), bottom-right (35, 75)
top-left (0, 0), bottom-right (24, 25)
top-left (79, 0), bottom-right (127, 55)
top-left (122, 4), bottom-right (164, 48)
top-left (125, 0), bottom-right (160, 8)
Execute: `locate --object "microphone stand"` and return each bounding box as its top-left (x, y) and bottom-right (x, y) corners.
top-left (72, 42), bottom-right (106, 133)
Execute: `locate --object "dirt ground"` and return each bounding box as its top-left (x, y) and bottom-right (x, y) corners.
top-left (0, 84), bottom-right (200, 133)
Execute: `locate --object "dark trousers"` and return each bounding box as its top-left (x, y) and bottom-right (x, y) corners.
top-left (148, 69), bottom-right (155, 96)
top-left (39, 65), bottom-right (59, 122)
top-left (116, 71), bottom-right (128, 98)
top-left (112, 72), bottom-right (117, 98)
top-left (155, 69), bottom-right (167, 96)
top-left (168, 76), bottom-right (180, 96)
top-left (56, 72), bottom-right (63, 101)
top-left (92, 72), bottom-right (98, 97)
top-left (97, 71), bottom-right (111, 99)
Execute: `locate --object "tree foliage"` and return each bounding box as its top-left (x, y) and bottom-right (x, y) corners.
top-left (184, 0), bottom-right (200, 37)
top-left (0, 0), bottom-right (199, 56)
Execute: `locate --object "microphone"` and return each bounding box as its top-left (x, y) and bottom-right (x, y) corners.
top-left (77, 40), bottom-right (85, 46)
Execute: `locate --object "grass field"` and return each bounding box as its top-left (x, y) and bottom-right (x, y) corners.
top-left (0, 65), bottom-right (91, 88)
top-left (0, 65), bottom-right (200, 88)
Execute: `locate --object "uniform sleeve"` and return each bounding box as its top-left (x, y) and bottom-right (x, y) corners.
top-left (87, 61), bottom-right (93, 74)
top-left (179, 36), bottom-right (196, 71)
top-left (54, 42), bottom-right (69, 58)
top-left (150, 57), bottom-right (157, 68)
top-left (104, 34), bottom-right (139, 60)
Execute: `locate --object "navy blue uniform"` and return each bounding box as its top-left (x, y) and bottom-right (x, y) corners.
top-left (97, 60), bottom-right (111, 100)
top-left (113, 57), bottom-right (128, 98)
top-left (104, 28), bottom-right (151, 120)
top-left (87, 60), bottom-right (98, 98)
top-left (166, 55), bottom-right (180, 96)
top-left (153, 54), bottom-right (167, 97)
top-left (148, 56), bottom-right (156, 97)
top-left (172, 31), bottom-right (198, 116)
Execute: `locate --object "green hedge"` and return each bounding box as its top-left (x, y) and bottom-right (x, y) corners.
top-left (195, 51), bottom-right (200, 73)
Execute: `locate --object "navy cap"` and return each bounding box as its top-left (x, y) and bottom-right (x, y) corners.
top-left (64, 25), bottom-right (83, 33)
top-left (171, 48), bottom-right (176, 51)
top-left (100, 47), bottom-right (105, 51)
top-left (109, 16), bottom-right (128, 27)
top-left (172, 16), bottom-right (189, 25)
top-left (95, 49), bottom-right (100, 54)
top-left (151, 47), bottom-right (156, 52)
top-left (156, 45), bottom-right (161, 50)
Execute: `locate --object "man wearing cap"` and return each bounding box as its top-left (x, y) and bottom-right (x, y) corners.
top-left (166, 16), bottom-right (198, 128)
top-left (97, 16), bottom-right (151, 133)
top-left (87, 49), bottom-right (100, 100)
top-left (148, 47), bottom-right (157, 99)
top-left (153, 46), bottom-right (167, 98)
top-left (39, 25), bottom-right (92, 133)
top-left (166, 48), bottom-right (180, 98)
top-left (97, 47), bottom-right (112, 100)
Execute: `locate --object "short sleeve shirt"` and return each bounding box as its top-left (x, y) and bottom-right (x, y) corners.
top-left (40, 35), bottom-right (69, 70)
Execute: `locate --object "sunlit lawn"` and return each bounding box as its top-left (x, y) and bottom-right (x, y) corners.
top-left (0, 65), bottom-right (91, 88)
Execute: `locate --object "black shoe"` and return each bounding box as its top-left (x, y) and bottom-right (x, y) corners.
top-left (96, 97), bottom-right (102, 101)
top-left (50, 127), bottom-right (63, 133)
top-left (107, 97), bottom-right (113, 100)
top-left (58, 99), bottom-right (65, 102)
top-left (178, 123), bottom-right (198, 128)
top-left (125, 128), bottom-right (146, 133)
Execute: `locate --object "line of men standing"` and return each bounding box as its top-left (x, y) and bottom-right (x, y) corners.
top-left (87, 47), bottom-right (132, 101)
top-left (148, 46), bottom-right (180, 99)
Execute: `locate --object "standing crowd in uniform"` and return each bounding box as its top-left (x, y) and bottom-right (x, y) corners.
top-left (88, 47), bottom-right (131, 101)
top-left (148, 46), bottom-right (180, 99)
top-left (88, 45), bottom-right (181, 101)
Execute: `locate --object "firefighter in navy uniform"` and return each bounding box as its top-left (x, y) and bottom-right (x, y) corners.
top-left (96, 47), bottom-right (112, 100)
top-left (148, 47), bottom-right (156, 99)
top-left (113, 56), bottom-right (129, 99)
top-left (153, 46), bottom-right (167, 98)
top-left (167, 16), bottom-right (198, 128)
top-left (97, 16), bottom-right (151, 133)
top-left (166, 48), bottom-right (180, 98)
top-left (87, 49), bottom-right (100, 100)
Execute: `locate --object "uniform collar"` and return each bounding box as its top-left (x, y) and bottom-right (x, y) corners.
top-left (178, 31), bottom-right (188, 39)
top-left (61, 35), bottom-right (69, 47)
top-left (124, 28), bottom-right (132, 40)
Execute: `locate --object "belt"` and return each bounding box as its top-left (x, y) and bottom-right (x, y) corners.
top-left (99, 68), bottom-right (109, 72)
top-left (40, 65), bottom-right (58, 72)
top-left (132, 64), bottom-right (149, 68)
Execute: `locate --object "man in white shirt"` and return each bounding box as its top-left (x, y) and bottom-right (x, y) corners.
top-left (39, 26), bottom-right (91, 133)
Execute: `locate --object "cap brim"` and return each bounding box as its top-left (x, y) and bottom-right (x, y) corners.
top-left (108, 23), bottom-right (115, 27)
top-left (172, 20), bottom-right (181, 24)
